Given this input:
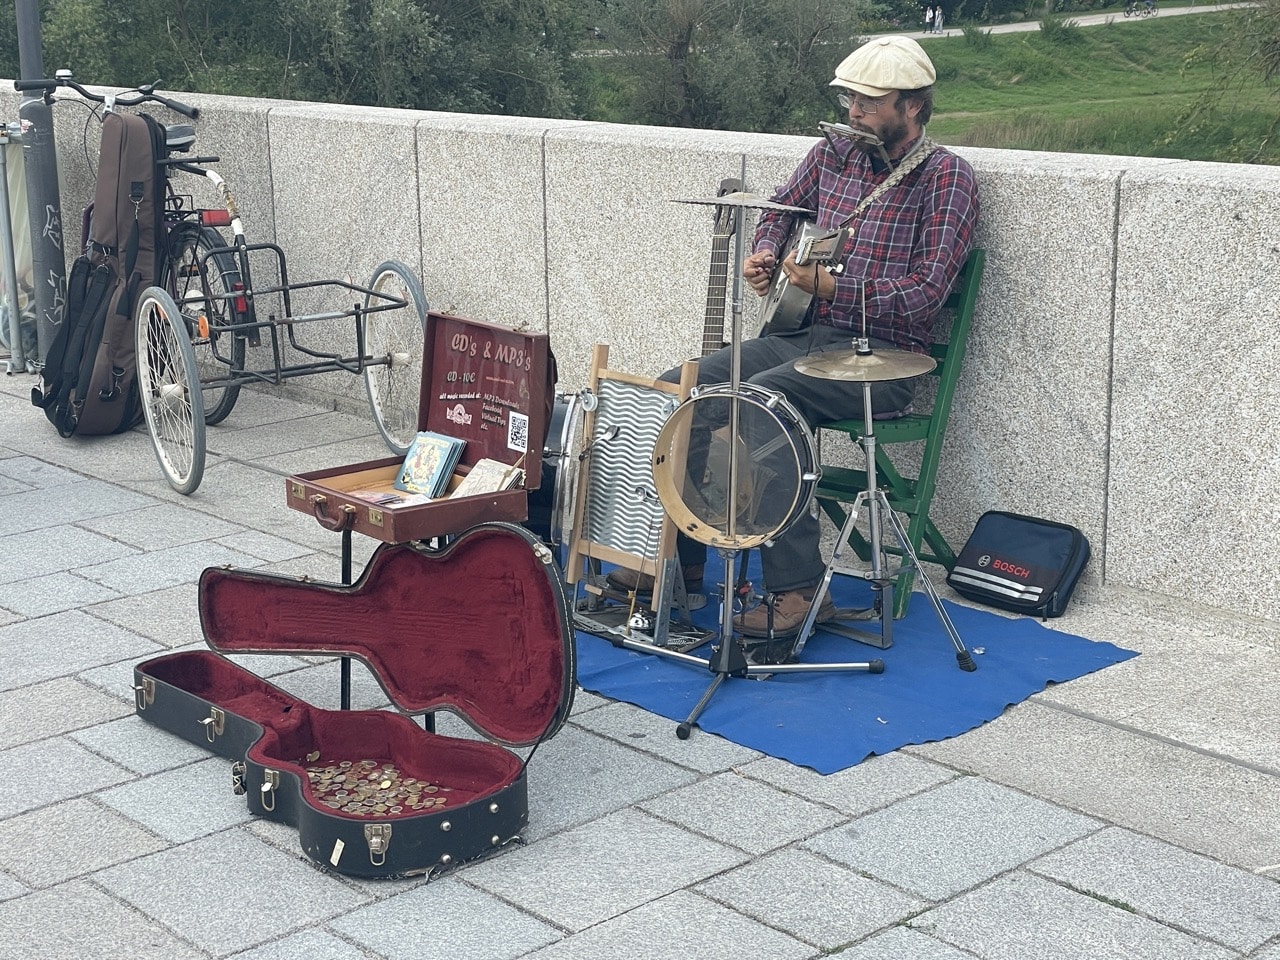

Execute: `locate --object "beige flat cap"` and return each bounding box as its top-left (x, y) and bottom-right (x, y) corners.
top-left (830, 36), bottom-right (937, 97)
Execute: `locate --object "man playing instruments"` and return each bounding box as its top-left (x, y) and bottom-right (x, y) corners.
top-left (614, 35), bottom-right (979, 643)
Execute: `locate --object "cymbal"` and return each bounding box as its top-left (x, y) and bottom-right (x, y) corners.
top-left (674, 191), bottom-right (814, 215)
top-left (794, 347), bottom-right (936, 383)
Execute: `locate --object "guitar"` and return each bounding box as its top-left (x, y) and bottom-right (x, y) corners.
top-left (754, 121), bottom-right (896, 337)
top-left (701, 177), bottom-right (740, 356)
top-left (757, 222), bottom-right (850, 336)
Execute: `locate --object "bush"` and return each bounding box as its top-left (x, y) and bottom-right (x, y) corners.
top-left (998, 41), bottom-right (1064, 82)
top-left (1038, 13), bottom-right (1086, 44)
top-left (961, 22), bottom-right (995, 49)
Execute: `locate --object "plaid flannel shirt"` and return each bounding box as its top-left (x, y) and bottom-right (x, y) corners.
top-left (753, 134), bottom-right (979, 353)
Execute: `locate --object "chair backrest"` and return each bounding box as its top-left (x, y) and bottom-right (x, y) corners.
top-left (922, 248), bottom-right (986, 420)
top-left (890, 246), bottom-right (986, 529)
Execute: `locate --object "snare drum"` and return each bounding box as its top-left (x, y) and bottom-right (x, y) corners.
top-left (652, 383), bottom-right (819, 550)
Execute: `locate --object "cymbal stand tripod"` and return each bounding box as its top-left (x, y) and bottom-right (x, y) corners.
top-left (791, 353), bottom-right (976, 672)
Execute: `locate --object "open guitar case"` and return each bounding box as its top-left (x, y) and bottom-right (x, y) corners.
top-left (133, 523), bottom-right (575, 879)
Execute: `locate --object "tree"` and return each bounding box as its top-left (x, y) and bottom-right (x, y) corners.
top-left (20, 0), bottom-right (584, 119)
top-left (701, 0), bottom-right (871, 133)
top-left (1167, 0), bottom-right (1280, 162)
top-left (597, 0), bottom-right (871, 132)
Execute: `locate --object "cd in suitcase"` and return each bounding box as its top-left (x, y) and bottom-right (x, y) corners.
top-left (133, 523), bottom-right (574, 878)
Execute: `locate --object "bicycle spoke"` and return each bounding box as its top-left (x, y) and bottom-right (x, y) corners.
top-left (135, 288), bottom-right (206, 494)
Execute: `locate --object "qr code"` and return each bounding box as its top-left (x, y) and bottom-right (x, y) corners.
top-left (508, 412), bottom-right (530, 453)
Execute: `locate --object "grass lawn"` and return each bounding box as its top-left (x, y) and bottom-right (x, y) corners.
top-left (925, 11), bottom-right (1279, 163)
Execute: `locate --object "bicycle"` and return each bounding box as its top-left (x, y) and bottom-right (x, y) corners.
top-left (15, 73), bottom-right (428, 494)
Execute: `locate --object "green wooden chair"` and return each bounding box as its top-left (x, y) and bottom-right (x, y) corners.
top-left (814, 248), bottom-right (986, 620)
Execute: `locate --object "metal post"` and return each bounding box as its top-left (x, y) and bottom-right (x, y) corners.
top-left (1, 123), bottom-right (29, 372)
top-left (16, 0), bottom-right (67, 367)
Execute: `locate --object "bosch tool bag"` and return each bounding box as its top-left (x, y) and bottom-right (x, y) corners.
top-left (32, 111), bottom-right (164, 436)
top-left (946, 511), bottom-right (1091, 618)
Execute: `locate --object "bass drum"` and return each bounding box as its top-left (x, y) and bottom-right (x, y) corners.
top-left (523, 393), bottom-right (584, 551)
top-left (652, 383), bottom-right (819, 550)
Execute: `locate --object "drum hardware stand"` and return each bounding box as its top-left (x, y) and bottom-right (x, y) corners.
top-left (575, 546), bottom-right (711, 653)
top-left (790, 342), bottom-right (976, 673)
top-left (629, 163), bottom-right (886, 740)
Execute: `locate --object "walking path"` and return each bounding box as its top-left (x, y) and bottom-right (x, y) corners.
top-left (1, 375), bottom-right (1279, 959)
top-left (904, 1), bottom-right (1253, 36)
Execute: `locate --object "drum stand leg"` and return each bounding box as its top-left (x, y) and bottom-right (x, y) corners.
top-left (595, 547), bottom-right (884, 739)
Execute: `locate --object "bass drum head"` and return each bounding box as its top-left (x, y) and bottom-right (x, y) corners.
top-left (652, 384), bottom-right (816, 550)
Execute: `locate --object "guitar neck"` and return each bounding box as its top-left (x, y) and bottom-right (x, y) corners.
top-left (701, 232), bottom-right (731, 357)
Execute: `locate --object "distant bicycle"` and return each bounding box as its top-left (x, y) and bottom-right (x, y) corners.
top-left (1124, 0), bottom-right (1157, 15)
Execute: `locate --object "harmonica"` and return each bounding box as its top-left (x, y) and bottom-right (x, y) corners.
top-left (819, 121), bottom-right (891, 168)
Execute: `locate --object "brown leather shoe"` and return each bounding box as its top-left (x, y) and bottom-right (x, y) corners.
top-left (735, 588), bottom-right (836, 638)
top-left (606, 564), bottom-right (704, 595)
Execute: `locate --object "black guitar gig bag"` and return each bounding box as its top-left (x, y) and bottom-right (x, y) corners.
top-left (32, 111), bottom-right (164, 436)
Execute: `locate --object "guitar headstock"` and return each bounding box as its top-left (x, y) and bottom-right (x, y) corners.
top-left (713, 177), bottom-right (742, 235)
top-left (795, 227), bottom-right (849, 269)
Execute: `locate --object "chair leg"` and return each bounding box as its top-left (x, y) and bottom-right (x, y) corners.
top-left (890, 508), bottom-right (930, 619)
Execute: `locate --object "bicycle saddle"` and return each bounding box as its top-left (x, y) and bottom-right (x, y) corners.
top-left (164, 123), bottom-right (196, 152)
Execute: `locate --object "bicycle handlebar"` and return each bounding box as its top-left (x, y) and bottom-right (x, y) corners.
top-left (14, 75), bottom-right (199, 119)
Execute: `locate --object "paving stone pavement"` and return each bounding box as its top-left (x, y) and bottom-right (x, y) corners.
top-left (1, 376), bottom-right (1279, 959)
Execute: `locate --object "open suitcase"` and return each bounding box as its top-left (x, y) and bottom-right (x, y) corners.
top-left (133, 523), bottom-right (575, 879)
top-left (286, 311), bottom-right (554, 545)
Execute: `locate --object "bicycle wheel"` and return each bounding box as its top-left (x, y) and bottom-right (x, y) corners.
top-left (135, 286), bottom-right (207, 495)
top-left (167, 221), bottom-right (245, 425)
top-left (362, 260), bottom-right (428, 455)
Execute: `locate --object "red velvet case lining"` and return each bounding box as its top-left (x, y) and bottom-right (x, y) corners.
top-left (198, 527), bottom-right (569, 747)
top-left (142, 651), bottom-right (522, 810)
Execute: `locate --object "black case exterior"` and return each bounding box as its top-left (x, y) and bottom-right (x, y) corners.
top-left (946, 510), bottom-right (1091, 618)
top-left (133, 523), bottom-right (573, 879)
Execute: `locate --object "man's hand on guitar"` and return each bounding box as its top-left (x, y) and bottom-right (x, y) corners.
top-left (744, 251), bottom-right (776, 297)
top-left (779, 248), bottom-right (837, 301)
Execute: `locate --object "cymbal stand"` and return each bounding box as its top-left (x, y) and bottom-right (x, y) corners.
top-left (633, 163), bottom-right (886, 740)
top-left (792, 356), bottom-right (976, 672)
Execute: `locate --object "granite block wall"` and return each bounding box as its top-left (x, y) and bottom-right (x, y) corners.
top-left (4, 85), bottom-right (1279, 619)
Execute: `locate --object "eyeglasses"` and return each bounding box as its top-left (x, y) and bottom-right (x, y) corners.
top-left (836, 92), bottom-right (886, 114)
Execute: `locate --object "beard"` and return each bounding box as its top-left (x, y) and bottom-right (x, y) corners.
top-left (875, 115), bottom-right (912, 156)
top-left (850, 100), bottom-right (915, 157)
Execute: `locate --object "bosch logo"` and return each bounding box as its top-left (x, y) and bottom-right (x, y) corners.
top-left (445, 403), bottom-right (473, 426)
top-left (978, 555), bottom-right (991, 567)
top-left (992, 558), bottom-right (1031, 579)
